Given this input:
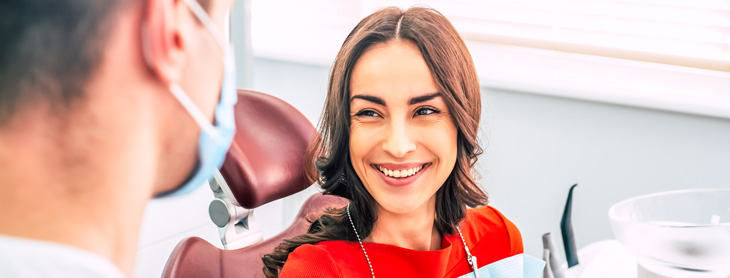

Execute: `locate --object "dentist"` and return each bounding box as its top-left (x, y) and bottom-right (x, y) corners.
top-left (0, 0), bottom-right (238, 277)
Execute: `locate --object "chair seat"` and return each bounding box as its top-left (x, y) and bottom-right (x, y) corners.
top-left (162, 193), bottom-right (348, 278)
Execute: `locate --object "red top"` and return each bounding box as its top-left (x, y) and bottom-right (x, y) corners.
top-left (280, 206), bottom-right (523, 278)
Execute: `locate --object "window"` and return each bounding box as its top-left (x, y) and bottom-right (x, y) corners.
top-left (250, 0), bottom-right (730, 118)
top-left (365, 0), bottom-right (730, 71)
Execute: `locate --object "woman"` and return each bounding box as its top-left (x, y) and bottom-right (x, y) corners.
top-left (263, 6), bottom-right (524, 277)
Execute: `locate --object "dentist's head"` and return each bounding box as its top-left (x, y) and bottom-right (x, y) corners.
top-left (0, 0), bottom-right (237, 276)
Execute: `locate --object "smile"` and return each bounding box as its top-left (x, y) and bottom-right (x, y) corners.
top-left (376, 165), bottom-right (424, 178)
top-left (371, 163), bottom-right (431, 187)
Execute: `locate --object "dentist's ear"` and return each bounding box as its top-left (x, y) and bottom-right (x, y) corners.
top-left (141, 0), bottom-right (188, 85)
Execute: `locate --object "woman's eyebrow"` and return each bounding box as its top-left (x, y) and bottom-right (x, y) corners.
top-left (408, 92), bottom-right (441, 105)
top-left (350, 95), bottom-right (385, 106)
top-left (350, 92), bottom-right (441, 106)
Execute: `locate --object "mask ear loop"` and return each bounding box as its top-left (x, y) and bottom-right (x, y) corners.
top-left (140, 18), bottom-right (219, 139)
top-left (184, 0), bottom-right (228, 52)
top-left (140, 0), bottom-right (230, 140)
top-left (140, 0), bottom-right (228, 66)
top-left (224, 7), bottom-right (231, 41)
top-left (176, 0), bottom-right (231, 138)
top-left (169, 83), bottom-right (219, 137)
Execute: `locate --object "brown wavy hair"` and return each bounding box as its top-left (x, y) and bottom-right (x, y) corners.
top-left (262, 6), bottom-right (487, 277)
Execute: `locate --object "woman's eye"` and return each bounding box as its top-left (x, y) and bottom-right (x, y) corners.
top-left (355, 110), bottom-right (381, 117)
top-left (414, 107), bottom-right (439, 116)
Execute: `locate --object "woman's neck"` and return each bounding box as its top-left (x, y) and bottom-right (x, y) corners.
top-left (364, 197), bottom-right (441, 251)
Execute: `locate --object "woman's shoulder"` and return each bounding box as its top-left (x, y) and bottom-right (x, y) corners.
top-left (280, 243), bottom-right (343, 278)
top-left (463, 206), bottom-right (524, 255)
top-left (280, 241), bottom-right (364, 278)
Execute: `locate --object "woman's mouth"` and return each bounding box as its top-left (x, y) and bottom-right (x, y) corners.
top-left (371, 163), bottom-right (431, 187)
top-left (376, 164), bottom-right (424, 178)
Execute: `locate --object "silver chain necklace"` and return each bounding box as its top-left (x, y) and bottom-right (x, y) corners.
top-left (346, 203), bottom-right (480, 278)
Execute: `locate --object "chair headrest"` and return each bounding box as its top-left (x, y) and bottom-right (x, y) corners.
top-left (219, 90), bottom-right (316, 209)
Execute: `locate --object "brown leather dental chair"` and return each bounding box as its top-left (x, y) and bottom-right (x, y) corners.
top-left (161, 89), bottom-right (347, 278)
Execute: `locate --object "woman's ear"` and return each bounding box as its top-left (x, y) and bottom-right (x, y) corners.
top-left (141, 0), bottom-right (187, 85)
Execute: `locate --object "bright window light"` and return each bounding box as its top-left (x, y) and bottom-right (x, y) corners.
top-left (250, 0), bottom-right (730, 119)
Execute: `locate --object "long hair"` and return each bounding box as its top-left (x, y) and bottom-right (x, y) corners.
top-left (262, 6), bottom-right (487, 277)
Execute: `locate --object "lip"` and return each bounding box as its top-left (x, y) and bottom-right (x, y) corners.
top-left (371, 162), bottom-right (431, 187)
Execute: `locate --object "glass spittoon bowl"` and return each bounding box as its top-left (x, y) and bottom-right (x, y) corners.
top-left (609, 188), bottom-right (730, 278)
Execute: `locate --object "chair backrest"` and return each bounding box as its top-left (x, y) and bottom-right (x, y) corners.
top-left (161, 89), bottom-right (347, 278)
top-left (220, 89), bottom-right (317, 208)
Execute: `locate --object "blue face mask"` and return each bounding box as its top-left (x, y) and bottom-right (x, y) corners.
top-left (155, 0), bottom-right (238, 198)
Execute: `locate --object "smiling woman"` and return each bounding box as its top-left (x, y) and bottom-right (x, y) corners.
top-left (262, 6), bottom-right (525, 278)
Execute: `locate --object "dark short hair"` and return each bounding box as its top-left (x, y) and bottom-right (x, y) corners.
top-left (0, 0), bottom-right (213, 126)
top-left (0, 0), bottom-right (126, 126)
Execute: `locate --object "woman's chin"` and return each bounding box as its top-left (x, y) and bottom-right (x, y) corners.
top-left (376, 198), bottom-right (427, 215)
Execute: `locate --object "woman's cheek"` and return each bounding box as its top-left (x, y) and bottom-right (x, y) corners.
top-left (420, 120), bottom-right (458, 167)
top-left (349, 123), bottom-right (374, 175)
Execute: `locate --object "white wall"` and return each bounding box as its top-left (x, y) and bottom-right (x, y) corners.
top-left (478, 88), bottom-right (730, 257)
top-left (132, 57), bottom-right (730, 277)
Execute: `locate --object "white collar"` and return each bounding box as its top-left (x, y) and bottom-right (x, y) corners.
top-left (0, 234), bottom-right (126, 278)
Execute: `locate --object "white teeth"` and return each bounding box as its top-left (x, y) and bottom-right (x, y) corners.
top-left (377, 165), bottom-right (425, 178)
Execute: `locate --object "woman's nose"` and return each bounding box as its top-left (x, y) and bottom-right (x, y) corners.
top-left (381, 119), bottom-right (416, 158)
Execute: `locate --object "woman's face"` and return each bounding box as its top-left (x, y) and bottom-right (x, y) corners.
top-left (349, 40), bottom-right (458, 215)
